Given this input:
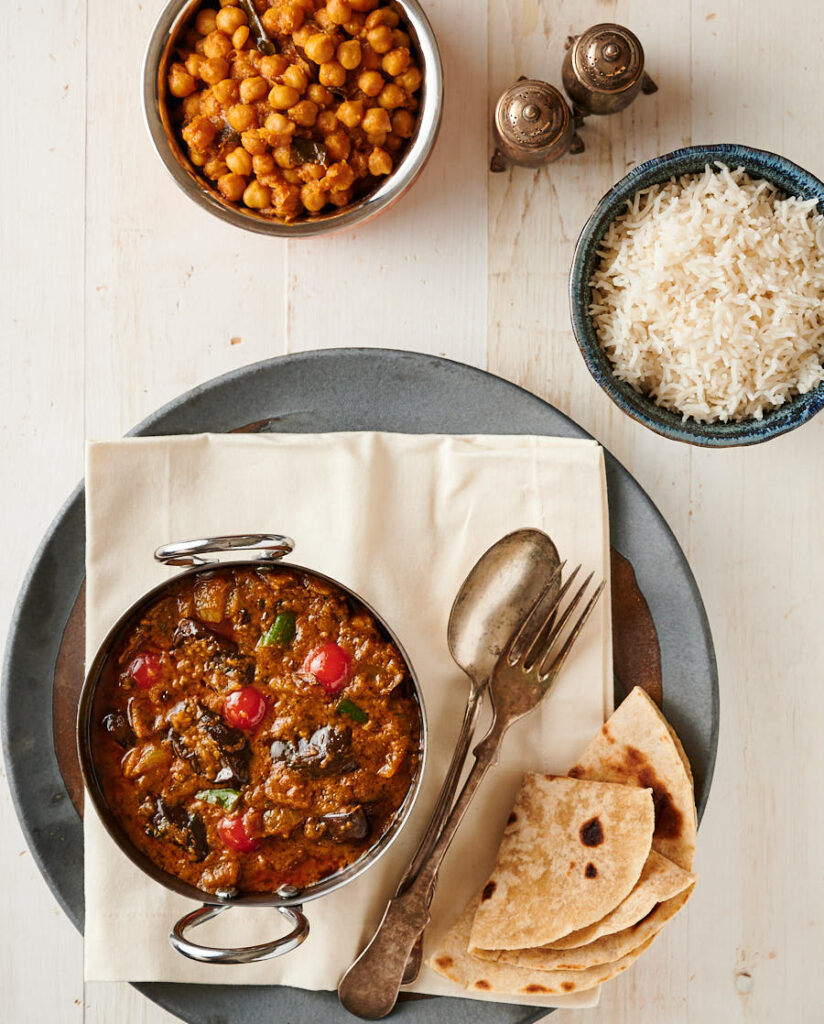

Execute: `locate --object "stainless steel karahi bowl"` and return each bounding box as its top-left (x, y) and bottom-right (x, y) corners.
top-left (142, 0), bottom-right (444, 237)
top-left (77, 534), bottom-right (427, 964)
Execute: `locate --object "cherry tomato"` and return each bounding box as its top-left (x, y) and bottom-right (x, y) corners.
top-left (224, 687), bottom-right (267, 730)
top-left (217, 814), bottom-right (261, 853)
top-left (128, 650), bottom-right (162, 690)
top-left (303, 642), bottom-right (351, 695)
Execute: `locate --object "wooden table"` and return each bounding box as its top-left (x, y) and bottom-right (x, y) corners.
top-left (2, 0), bottom-right (822, 1020)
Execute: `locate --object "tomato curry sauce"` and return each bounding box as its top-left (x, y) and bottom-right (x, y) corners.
top-left (91, 567), bottom-right (421, 895)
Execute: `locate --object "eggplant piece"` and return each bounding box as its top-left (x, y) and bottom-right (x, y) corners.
top-left (102, 710), bottom-right (134, 748)
top-left (214, 745), bottom-right (251, 787)
top-left (270, 725), bottom-right (358, 777)
top-left (199, 707), bottom-right (246, 752)
top-left (199, 707), bottom-right (251, 786)
top-left (151, 798), bottom-right (209, 861)
top-left (321, 806), bottom-right (370, 843)
top-left (172, 617), bottom-right (238, 653)
top-left (168, 726), bottom-right (201, 771)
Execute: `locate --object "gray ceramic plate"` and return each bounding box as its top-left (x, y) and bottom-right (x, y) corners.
top-left (2, 348), bottom-right (718, 1024)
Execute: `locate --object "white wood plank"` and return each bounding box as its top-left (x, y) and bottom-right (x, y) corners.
top-left (83, 0), bottom-right (289, 441)
top-left (285, 0), bottom-right (488, 368)
top-left (0, 0), bottom-right (87, 1020)
top-left (85, 983), bottom-right (180, 1024)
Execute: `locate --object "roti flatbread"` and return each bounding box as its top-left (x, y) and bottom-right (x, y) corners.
top-left (467, 774), bottom-right (654, 952)
top-left (487, 884), bottom-right (695, 971)
top-left (543, 850), bottom-right (695, 949)
top-left (569, 686), bottom-right (697, 870)
top-left (429, 894), bottom-right (655, 996)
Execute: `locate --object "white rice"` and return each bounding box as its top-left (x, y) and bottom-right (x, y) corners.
top-left (588, 162), bottom-right (824, 422)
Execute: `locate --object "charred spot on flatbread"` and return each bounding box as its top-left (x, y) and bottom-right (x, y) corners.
top-left (507, 812), bottom-right (518, 825)
top-left (474, 980), bottom-right (491, 990)
top-left (434, 955), bottom-right (453, 969)
top-left (525, 984), bottom-right (550, 993)
top-left (562, 981), bottom-right (575, 991)
top-left (601, 723), bottom-right (615, 742)
top-left (625, 746), bottom-right (684, 840)
top-left (580, 817), bottom-right (604, 846)
top-left (585, 862), bottom-right (598, 878)
top-left (481, 881), bottom-right (497, 902)
top-left (567, 765), bottom-right (582, 778)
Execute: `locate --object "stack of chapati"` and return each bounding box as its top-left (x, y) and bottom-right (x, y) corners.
top-left (428, 687), bottom-right (697, 998)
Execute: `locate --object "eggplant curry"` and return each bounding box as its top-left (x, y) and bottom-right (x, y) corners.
top-left (91, 567), bottom-right (421, 895)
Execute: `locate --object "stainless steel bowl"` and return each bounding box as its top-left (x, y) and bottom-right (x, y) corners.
top-left (142, 0), bottom-right (444, 237)
top-left (77, 534), bottom-right (427, 964)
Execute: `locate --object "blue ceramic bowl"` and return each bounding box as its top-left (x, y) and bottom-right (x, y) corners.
top-left (569, 144), bottom-right (824, 446)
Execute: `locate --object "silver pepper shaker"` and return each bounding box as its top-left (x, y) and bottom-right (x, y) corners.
top-left (562, 23), bottom-right (657, 116)
top-left (490, 78), bottom-right (584, 172)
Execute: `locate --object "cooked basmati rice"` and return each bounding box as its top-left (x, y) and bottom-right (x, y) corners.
top-left (588, 162), bottom-right (824, 422)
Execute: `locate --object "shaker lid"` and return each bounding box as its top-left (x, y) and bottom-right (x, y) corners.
top-left (571, 23), bottom-right (644, 95)
top-left (494, 79), bottom-right (570, 154)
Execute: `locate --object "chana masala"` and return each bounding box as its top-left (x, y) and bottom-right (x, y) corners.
top-left (91, 567), bottom-right (421, 895)
top-left (164, 0), bottom-right (423, 220)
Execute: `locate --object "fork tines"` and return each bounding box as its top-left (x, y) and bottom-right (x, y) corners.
top-left (507, 563), bottom-right (606, 684)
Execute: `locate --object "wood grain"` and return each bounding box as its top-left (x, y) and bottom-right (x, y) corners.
top-left (1, 0), bottom-right (823, 1022)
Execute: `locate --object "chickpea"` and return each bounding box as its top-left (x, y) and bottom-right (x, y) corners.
top-left (301, 181), bottom-right (329, 213)
top-left (253, 152), bottom-right (276, 176)
top-left (182, 115), bottom-right (217, 150)
top-left (378, 82), bottom-right (406, 109)
top-left (218, 172), bottom-right (247, 201)
top-left (182, 93), bottom-right (201, 119)
top-left (360, 45), bottom-right (383, 71)
top-left (265, 2), bottom-right (304, 34)
top-left (337, 39), bottom-right (362, 70)
top-left (241, 129), bottom-right (269, 154)
top-left (195, 8), bottom-right (217, 35)
top-left (289, 99), bottom-right (319, 126)
top-left (283, 168), bottom-right (302, 184)
top-left (368, 146), bottom-right (393, 175)
top-left (349, 0), bottom-right (379, 11)
top-left (314, 8), bottom-right (334, 30)
top-left (260, 54), bottom-right (289, 79)
top-left (264, 112), bottom-right (296, 137)
top-left (365, 130), bottom-right (387, 146)
top-left (381, 47), bottom-right (410, 77)
top-left (232, 53), bottom-right (258, 79)
top-left (226, 146), bottom-right (253, 175)
top-left (168, 63), bottom-right (196, 98)
top-left (212, 77), bottom-right (240, 105)
top-left (397, 66), bottom-right (421, 93)
top-left (329, 187), bottom-right (353, 207)
top-left (194, 37), bottom-right (207, 56)
top-left (304, 33), bottom-right (336, 64)
top-left (393, 29), bottom-right (410, 48)
top-left (272, 181), bottom-right (302, 219)
top-left (189, 150), bottom-right (207, 167)
top-left (349, 149), bottom-right (370, 177)
top-left (204, 156), bottom-right (229, 179)
top-left (185, 53), bottom-right (205, 78)
top-left (323, 161), bottom-right (355, 191)
top-left (361, 105), bottom-right (391, 134)
top-left (343, 13), bottom-right (365, 34)
top-left (336, 99), bottom-right (363, 127)
top-left (199, 90), bottom-right (222, 117)
top-left (301, 162), bottom-right (326, 182)
top-left (200, 56), bottom-right (230, 84)
top-left (240, 75), bottom-right (268, 103)
top-left (203, 30), bottom-right (233, 59)
top-left (282, 64), bottom-right (309, 93)
top-left (243, 180), bottom-right (272, 209)
top-left (232, 25), bottom-right (250, 49)
top-left (324, 129), bottom-right (351, 161)
top-left (227, 103), bottom-right (258, 131)
top-left (216, 5), bottom-right (246, 33)
top-left (391, 108), bottom-right (415, 137)
top-left (292, 24), bottom-right (314, 48)
top-left (366, 25), bottom-right (394, 54)
top-left (384, 132), bottom-right (403, 153)
top-left (357, 71), bottom-right (383, 99)
top-left (274, 145), bottom-right (296, 169)
top-left (317, 62), bottom-right (344, 89)
top-left (308, 83), bottom-right (334, 106)
top-left (268, 84), bottom-right (301, 109)
top-left (365, 7), bottom-right (399, 28)
top-left (316, 109), bottom-right (338, 133)
top-left (327, 0), bottom-right (351, 24)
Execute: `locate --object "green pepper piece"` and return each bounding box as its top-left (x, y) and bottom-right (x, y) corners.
top-left (337, 698), bottom-right (369, 724)
top-left (196, 788), bottom-right (241, 812)
top-left (259, 611), bottom-right (296, 647)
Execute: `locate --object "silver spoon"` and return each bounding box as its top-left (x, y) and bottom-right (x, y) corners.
top-left (392, 529), bottom-right (561, 984)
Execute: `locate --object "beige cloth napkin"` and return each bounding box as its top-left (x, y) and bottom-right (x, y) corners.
top-left (84, 432), bottom-right (612, 1010)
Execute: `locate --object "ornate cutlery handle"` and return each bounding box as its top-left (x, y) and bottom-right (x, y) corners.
top-left (337, 723), bottom-right (504, 1020)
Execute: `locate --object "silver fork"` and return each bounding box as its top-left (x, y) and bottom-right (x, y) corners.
top-left (337, 567), bottom-right (606, 1020)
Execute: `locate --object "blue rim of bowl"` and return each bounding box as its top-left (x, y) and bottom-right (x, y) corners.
top-left (569, 143), bottom-right (824, 447)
